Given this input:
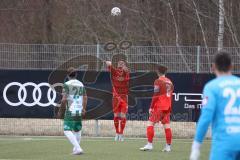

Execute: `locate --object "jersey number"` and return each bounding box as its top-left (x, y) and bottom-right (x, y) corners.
top-left (72, 87), bottom-right (84, 99)
top-left (223, 88), bottom-right (240, 115)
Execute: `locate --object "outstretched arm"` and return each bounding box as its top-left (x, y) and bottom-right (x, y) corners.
top-left (105, 61), bottom-right (112, 67)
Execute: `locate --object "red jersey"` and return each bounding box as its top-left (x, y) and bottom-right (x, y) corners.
top-left (150, 76), bottom-right (174, 111)
top-left (109, 66), bottom-right (129, 95)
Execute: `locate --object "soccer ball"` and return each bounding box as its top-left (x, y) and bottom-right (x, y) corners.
top-left (111, 7), bottom-right (121, 16)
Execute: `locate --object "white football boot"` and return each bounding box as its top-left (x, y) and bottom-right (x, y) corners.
top-left (140, 143), bottom-right (153, 151)
top-left (162, 144), bottom-right (171, 152)
top-left (72, 147), bottom-right (83, 155)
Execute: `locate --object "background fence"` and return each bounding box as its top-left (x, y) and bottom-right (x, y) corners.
top-left (0, 43), bottom-right (238, 138)
top-left (0, 43), bottom-right (240, 73)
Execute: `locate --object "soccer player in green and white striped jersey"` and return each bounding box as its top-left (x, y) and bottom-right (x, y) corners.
top-left (58, 67), bottom-right (87, 155)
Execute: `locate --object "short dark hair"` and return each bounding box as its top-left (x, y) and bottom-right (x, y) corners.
top-left (67, 67), bottom-right (77, 78)
top-left (157, 65), bottom-right (168, 75)
top-left (214, 51), bottom-right (232, 72)
top-left (112, 54), bottom-right (127, 64)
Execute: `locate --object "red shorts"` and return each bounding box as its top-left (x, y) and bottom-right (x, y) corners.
top-left (149, 108), bottom-right (171, 124)
top-left (112, 95), bottom-right (128, 114)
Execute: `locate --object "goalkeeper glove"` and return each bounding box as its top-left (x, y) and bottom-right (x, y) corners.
top-left (190, 141), bottom-right (201, 160)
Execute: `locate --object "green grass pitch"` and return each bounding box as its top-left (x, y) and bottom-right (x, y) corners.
top-left (0, 137), bottom-right (210, 160)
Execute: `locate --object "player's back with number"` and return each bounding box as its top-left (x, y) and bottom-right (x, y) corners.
top-left (154, 77), bottom-right (174, 110)
top-left (191, 52), bottom-right (240, 160)
top-left (64, 79), bottom-right (85, 116)
top-left (59, 67), bottom-right (87, 155)
top-left (206, 75), bottom-right (240, 148)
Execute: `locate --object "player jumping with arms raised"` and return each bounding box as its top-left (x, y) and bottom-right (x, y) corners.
top-left (140, 66), bottom-right (174, 152)
top-left (190, 52), bottom-right (240, 160)
top-left (58, 67), bottom-right (87, 155)
top-left (106, 60), bottom-right (130, 141)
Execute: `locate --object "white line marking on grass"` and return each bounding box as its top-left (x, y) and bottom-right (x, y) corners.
top-left (0, 136), bottom-right (211, 143)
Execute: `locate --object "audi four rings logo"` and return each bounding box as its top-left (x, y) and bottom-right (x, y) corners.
top-left (3, 82), bottom-right (63, 107)
top-left (3, 82), bottom-right (204, 108)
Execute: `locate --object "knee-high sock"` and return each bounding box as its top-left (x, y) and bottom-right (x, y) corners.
top-left (73, 131), bottom-right (81, 144)
top-left (119, 117), bottom-right (126, 134)
top-left (114, 117), bottom-right (120, 134)
top-left (64, 131), bottom-right (80, 149)
top-left (164, 128), bottom-right (172, 145)
top-left (147, 126), bottom-right (154, 143)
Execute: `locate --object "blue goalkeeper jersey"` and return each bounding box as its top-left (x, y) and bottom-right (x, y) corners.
top-left (195, 75), bottom-right (240, 151)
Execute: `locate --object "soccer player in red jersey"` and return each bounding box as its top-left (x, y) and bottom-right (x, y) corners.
top-left (140, 66), bottom-right (174, 152)
top-left (106, 60), bottom-right (130, 141)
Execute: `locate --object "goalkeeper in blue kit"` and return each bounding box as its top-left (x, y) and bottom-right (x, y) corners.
top-left (190, 52), bottom-right (240, 160)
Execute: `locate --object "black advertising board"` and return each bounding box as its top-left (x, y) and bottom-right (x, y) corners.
top-left (0, 70), bottom-right (221, 122)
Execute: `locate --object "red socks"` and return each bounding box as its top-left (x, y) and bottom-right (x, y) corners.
top-left (114, 117), bottom-right (120, 134)
top-left (165, 128), bottom-right (172, 145)
top-left (119, 117), bottom-right (126, 134)
top-left (146, 126), bottom-right (172, 144)
top-left (147, 126), bottom-right (154, 143)
top-left (114, 117), bottom-right (127, 134)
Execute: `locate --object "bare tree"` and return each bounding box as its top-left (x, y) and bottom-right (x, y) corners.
top-left (167, 0), bottom-right (191, 72)
top-left (1, 0), bottom-right (240, 47)
top-left (218, 0), bottom-right (225, 51)
top-left (192, 0), bottom-right (210, 70)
